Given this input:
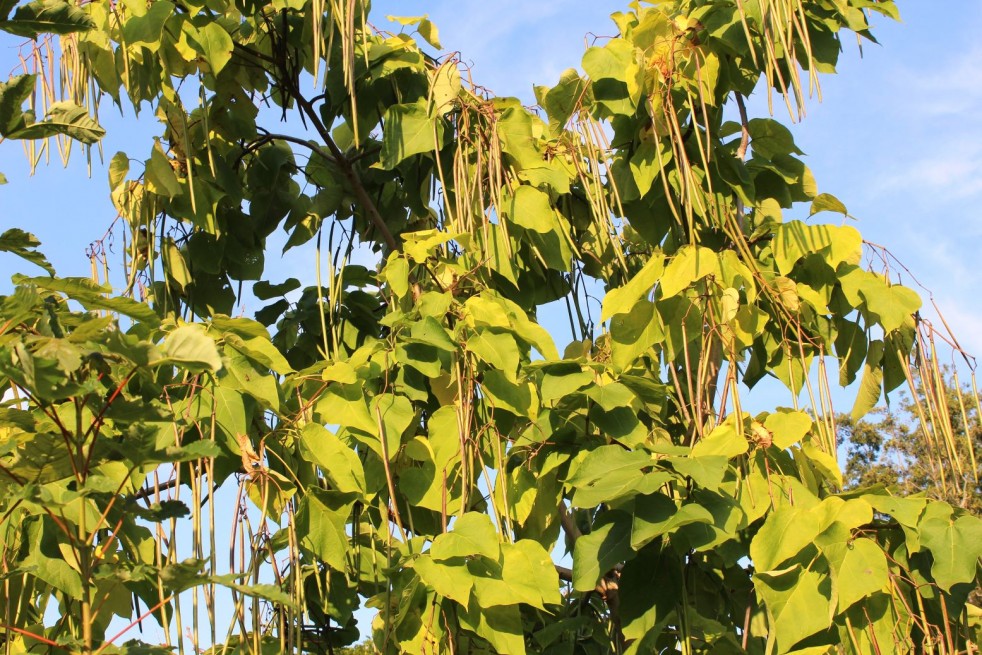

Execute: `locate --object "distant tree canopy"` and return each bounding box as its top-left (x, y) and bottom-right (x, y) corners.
top-left (843, 367), bottom-right (982, 513)
top-left (0, 0), bottom-right (980, 654)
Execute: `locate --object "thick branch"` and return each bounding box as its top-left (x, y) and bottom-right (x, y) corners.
top-left (735, 92), bottom-right (751, 161)
top-left (129, 478), bottom-right (179, 501)
top-left (733, 91), bottom-right (752, 235)
top-left (253, 130), bottom-right (339, 166)
top-left (290, 89), bottom-right (399, 253)
top-left (558, 501), bottom-right (582, 542)
top-left (246, 39), bottom-right (400, 253)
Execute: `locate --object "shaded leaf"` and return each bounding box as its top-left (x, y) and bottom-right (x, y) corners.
top-left (0, 0), bottom-right (94, 37)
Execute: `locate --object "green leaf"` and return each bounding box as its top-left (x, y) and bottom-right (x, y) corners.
top-left (839, 267), bottom-right (922, 333)
top-left (851, 340), bottom-right (883, 421)
top-left (468, 549), bottom-right (552, 609)
top-left (629, 140), bottom-right (671, 197)
top-left (567, 445), bottom-right (661, 507)
top-left (631, 493), bottom-right (714, 549)
top-left (619, 545), bottom-right (681, 641)
top-left (145, 142), bottom-right (182, 198)
top-left (691, 419), bottom-right (748, 459)
top-left (430, 61), bottom-right (460, 115)
top-left (0, 74), bottom-right (34, 136)
top-left (379, 100), bottom-right (443, 169)
top-left (823, 538), bottom-right (888, 612)
top-left (191, 22), bottom-right (234, 75)
top-left (253, 278), bottom-right (301, 300)
top-left (24, 517), bottom-right (82, 597)
top-left (539, 68), bottom-right (587, 135)
top-left (403, 229), bottom-right (457, 262)
top-left (763, 409), bottom-right (812, 450)
top-left (11, 275), bottom-right (160, 325)
top-left (865, 285), bottom-right (921, 335)
top-left (479, 370), bottom-right (535, 418)
top-left (750, 505), bottom-right (821, 573)
top-left (209, 384), bottom-right (248, 439)
top-left (166, 439), bottom-right (223, 463)
top-left (501, 540), bottom-right (561, 607)
top-left (773, 221), bottom-right (862, 275)
top-left (810, 193), bottom-right (848, 217)
top-left (371, 393), bottom-right (415, 460)
top-left (572, 510), bottom-right (634, 591)
top-left (162, 237), bottom-right (191, 292)
top-left (0, 0), bottom-right (94, 37)
top-left (864, 493), bottom-right (925, 530)
top-left (665, 454), bottom-right (728, 490)
top-left (660, 246), bottom-right (719, 298)
top-left (754, 566), bottom-right (833, 651)
top-left (582, 380), bottom-right (636, 410)
top-left (465, 292), bottom-right (559, 360)
top-left (601, 252), bottom-right (664, 322)
top-left (748, 118), bottom-right (803, 159)
top-left (299, 424), bottom-right (366, 496)
top-left (466, 330), bottom-right (521, 382)
top-left (0, 228), bottom-right (54, 275)
top-left (496, 106), bottom-right (541, 170)
top-left (210, 575), bottom-right (299, 610)
top-left (162, 325), bottom-right (223, 373)
top-left (224, 334), bottom-right (293, 375)
top-left (609, 299), bottom-right (664, 370)
top-left (109, 151), bottom-right (129, 190)
top-left (121, 1), bottom-right (173, 48)
top-left (459, 596), bottom-right (526, 655)
top-left (430, 512), bottom-right (500, 561)
top-left (412, 556), bottom-right (472, 605)
top-left (541, 366), bottom-right (592, 403)
top-left (581, 38), bottom-right (639, 115)
top-left (917, 502), bottom-right (982, 591)
top-left (315, 386), bottom-right (376, 436)
top-left (417, 18), bottom-right (441, 49)
top-left (582, 39), bottom-right (634, 83)
top-left (296, 489), bottom-right (354, 572)
top-left (386, 13), bottom-right (441, 49)
top-left (7, 101), bottom-right (104, 144)
top-left (504, 184), bottom-right (557, 234)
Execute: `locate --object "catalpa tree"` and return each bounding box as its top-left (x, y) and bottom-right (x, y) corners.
top-left (0, 0), bottom-right (979, 653)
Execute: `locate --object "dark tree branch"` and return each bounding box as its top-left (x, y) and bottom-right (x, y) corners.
top-left (285, 79), bottom-right (399, 253)
top-left (735, 92), bottom-right (751, 161)
top-left (234, 40), bottom-right (400, 253)
top-left (558, 500), bottom-right (582, 543)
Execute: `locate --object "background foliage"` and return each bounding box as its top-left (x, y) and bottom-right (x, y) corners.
top-left (0, 0), bottom-right (980, 653)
